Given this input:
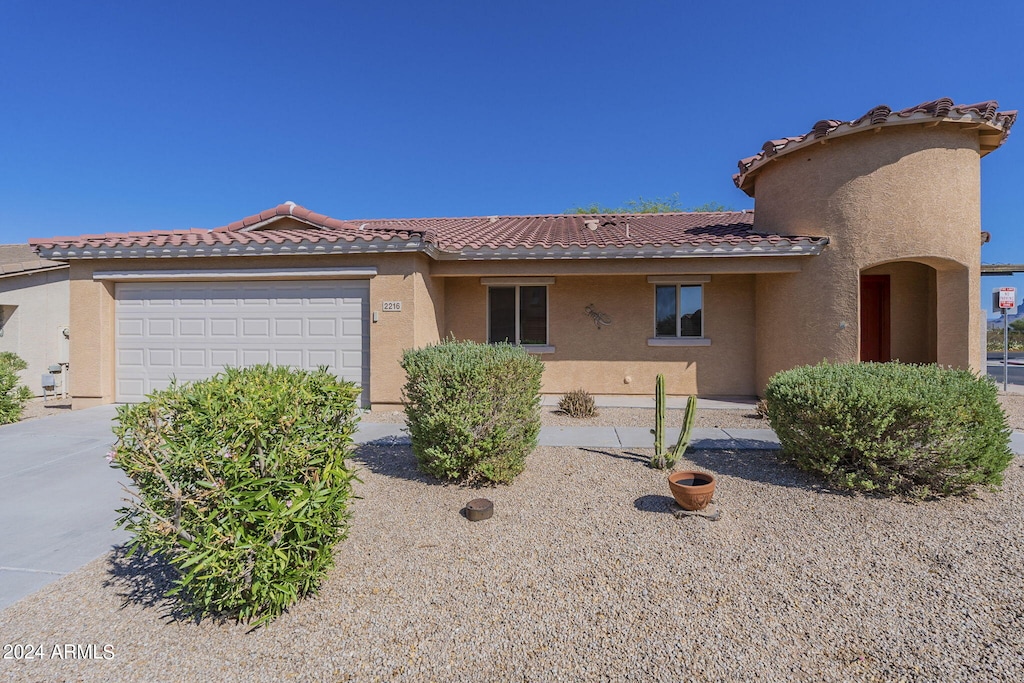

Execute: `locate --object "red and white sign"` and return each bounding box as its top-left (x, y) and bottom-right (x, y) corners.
top-left (999, 287), bottom-right (1017, 309)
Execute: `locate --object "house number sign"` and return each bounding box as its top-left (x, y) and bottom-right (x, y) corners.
top-left (382, 301), bottom-right (402, 312)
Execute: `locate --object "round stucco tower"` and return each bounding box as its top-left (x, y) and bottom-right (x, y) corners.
top-left (734, 99), bottom-right (1017, 390)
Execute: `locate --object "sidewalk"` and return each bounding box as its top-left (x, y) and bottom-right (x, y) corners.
top-left (356, 420), bottom-right (1024, 454)
top-left (355, 423), bottom-right (782, 450)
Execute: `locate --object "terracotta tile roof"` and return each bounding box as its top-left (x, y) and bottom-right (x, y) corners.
top-left (29, 204), bottom-right (827, 258)
top-left (734, 98), bottom-right (1018, 195)
top-left (28, 223), bottom-right (420, 252)
top-left (356, 212), bottom-right (779, 251)
top-left (0, 244), bottom-right (68, 276)
top-left (212, 201), bottom-right (367, 233)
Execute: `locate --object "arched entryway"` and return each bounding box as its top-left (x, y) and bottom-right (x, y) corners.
top-left (860, 261), bottom-right (938, 364)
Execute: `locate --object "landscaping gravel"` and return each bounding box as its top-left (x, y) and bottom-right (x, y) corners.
top-left (2, 439), bottom-right (1023, 681)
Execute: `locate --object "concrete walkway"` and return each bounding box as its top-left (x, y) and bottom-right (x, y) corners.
top-left (354, 423), bottom-right (783, 450)
top-left (3, 405), bottom-right (1024, 612)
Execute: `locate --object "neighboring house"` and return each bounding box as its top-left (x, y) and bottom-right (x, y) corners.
top-left (30, 98), bottom-right (1016, 409)
top-left (0, 245), bottom-right (70, 396)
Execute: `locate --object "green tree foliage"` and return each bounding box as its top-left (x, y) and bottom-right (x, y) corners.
top-left (567, 193), bottom-right (735, 214)
top-left (1009, 318), bottom-right (1024, 333)
top-left (766, 362), bottom-right (1012, 498)
top-left (110, 365), bottom-right (361, 625)
top-left (0, 352), bottom-right (33, 425)
top-left (402, 339), bottom-right (543, 484)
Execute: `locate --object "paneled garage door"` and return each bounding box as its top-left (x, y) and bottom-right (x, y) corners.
top-left (115, 280), bottom-right (369, 405)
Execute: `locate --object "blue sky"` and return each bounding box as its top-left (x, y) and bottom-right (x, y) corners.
top-left (2, 1), bottom-right (1023, 313)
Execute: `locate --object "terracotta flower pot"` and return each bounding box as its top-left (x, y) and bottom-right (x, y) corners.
top-left (668, 470), bottom-right (716, 511)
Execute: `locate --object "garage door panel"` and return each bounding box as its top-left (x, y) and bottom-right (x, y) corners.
top-left (242, 319), bottom-right (271, 337)
top-left (178, 319), bottom-right (206, 336)
top-left (242, 349), bottom-right (272, 365)
top-left (116, 280), bottom-right (369, 405)
top-left (210, 319), bottom-right (238, 336)
top-left (118, 319), bottom-right (144, 336)
top-left (275, 319), bottom-right (303, 336)
top-left (178, 349), bottom-right (207, 367)
top-left (307, 350), bottom-right (337, 367)
top-left (273, 350), bottom-right (303, 367)
top-left (147, 349), bottom-right (175, 367)
top-left (210, 349), bottom-right (240, 366)
top-left (307, 318), bottom-right (337, 337)
top-left (118, 349), bottom-right (145, 367)
top-left (147, 319), bottom-right (175, 336)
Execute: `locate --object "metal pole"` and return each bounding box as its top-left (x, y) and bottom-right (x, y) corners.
top-left (1004, 308), bottom-right (1009, 392)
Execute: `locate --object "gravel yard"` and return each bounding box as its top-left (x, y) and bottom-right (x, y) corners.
top-left (2, 435), bottom-right (1023, 681)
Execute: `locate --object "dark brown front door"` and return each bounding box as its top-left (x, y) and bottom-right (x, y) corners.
top-left (860, 274), bottom-right (891, 362)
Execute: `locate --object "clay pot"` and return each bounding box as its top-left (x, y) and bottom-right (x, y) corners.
top-left (668, 471), bottom-right (716, 511)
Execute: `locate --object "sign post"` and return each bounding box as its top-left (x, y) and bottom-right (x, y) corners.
top-left (997, 287), bottom-right (1017, 391)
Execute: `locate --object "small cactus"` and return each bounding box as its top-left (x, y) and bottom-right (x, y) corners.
top-left (665, 395), bottom-right (698, 469)
top-left (650, 374), bottom-right (667, 467)
top-left (558, 388), bottom-right (596, 418)
top-left (754, 398), bottom-right (769, 420)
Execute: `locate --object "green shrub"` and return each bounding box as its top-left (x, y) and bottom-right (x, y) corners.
top-left (110, 365), bottom-right (361, 625)
top-left (0, 352), bottom-right (33, 425)
top-left (765, 361), bottom-right (1013, 498)
top-left (558, 388), bottom-right (596, 418)
top-left (401, 339), bottom-right (543, 484)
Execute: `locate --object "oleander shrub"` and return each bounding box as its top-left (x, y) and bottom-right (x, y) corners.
top-left (765, 361), bottom-right (1012, 498)
top-left (0, 352), bottom-right (33, 425)
top-left (558, 388), bottom-right (596, 418)
top-left (110, 365), bottom-right (361, 625)
top-left (401, 339), bottom-right (543, 484)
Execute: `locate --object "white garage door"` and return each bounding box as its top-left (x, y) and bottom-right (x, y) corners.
top-left (115, 280), bottom-right (369, 405)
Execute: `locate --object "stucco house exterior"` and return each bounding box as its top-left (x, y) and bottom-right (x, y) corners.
top-left (0, 245), bottom-right (70, 396)
top-left (29, 98), bottom-right (1016, 410)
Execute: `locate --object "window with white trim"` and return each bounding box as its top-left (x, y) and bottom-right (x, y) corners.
top-left (655, 284), bottom-right (702, 337)
top-left (488, 285), bottom-right (548, 345)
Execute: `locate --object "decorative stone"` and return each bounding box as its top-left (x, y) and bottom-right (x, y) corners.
top-left (464, 498), bottom-right (494, 522)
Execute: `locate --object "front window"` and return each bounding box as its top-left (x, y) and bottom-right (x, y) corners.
top-left (655, 284), bottom-right (702, 337)
top-left (488, 286), bottom-right (547, 344)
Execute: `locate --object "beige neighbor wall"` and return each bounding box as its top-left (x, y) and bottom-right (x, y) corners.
top-left (444, 273), bottom-right (757, 397)
top-left (751, 125), bottom-right (983, 390)
top-left (67, 253), bottom-right (442, 409)
top-left (0, 269), bottom-right (70, 396)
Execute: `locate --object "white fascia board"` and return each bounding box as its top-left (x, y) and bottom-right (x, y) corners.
top-left (431, 240), bottom-right (827, 260)
top-left (38, 238), bottom-right (421, 260)
top-left (93, 267), bottom-right (378, 282)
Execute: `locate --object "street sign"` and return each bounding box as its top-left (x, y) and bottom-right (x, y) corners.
top-left (999, 287), bottom-right (1016, 309)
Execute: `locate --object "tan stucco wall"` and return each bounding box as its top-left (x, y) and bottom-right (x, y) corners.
top-left (444, 274), bottom-right (757, 396)
top-left (0, 269), bottom-right (69, 396)
top-left (750, 124), bottom-right (983, 389)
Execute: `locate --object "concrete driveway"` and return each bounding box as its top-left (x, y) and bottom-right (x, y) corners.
top-left (0, 405), bottom-right (127, 610)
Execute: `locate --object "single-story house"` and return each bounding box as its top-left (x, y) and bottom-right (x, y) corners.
top-left (0, 245), bottom-right (70, 396)
top-left (30, 98), bottom-right (1016, 410)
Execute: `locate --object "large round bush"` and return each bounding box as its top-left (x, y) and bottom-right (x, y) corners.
top-left (765, 361), bottom-right (1012, 497)
top-left (401, 339), bottom-right (543, 484)
top-left (111, 365), bottom-right (361, 625)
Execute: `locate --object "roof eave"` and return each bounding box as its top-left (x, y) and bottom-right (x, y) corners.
top-left (428, 239), bottom-right (828, 260)
top-left (32, 237), bottom-right (424, 260)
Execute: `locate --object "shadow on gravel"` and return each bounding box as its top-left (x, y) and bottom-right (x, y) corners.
top-left (578, 448), bottom-right (650, 465)
top-left (684, 448), bottom-right (850, 496)
top-left (352, 440), bottom-right (446, 485)
top-left (582, 446), bottom-right (846, 496)
top-left (102, 545), bottom-right (198, 624)
top-left (633, 494), bottom-right (675, 514)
